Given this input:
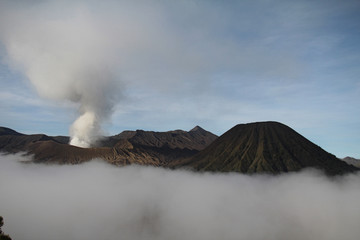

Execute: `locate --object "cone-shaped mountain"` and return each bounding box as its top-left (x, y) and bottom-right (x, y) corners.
top-left (183, 121), bottom-right (357, 175)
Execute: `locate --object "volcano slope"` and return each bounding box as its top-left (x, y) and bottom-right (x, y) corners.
top-left (0, 126), bottom-right (217, 165)
top-left (180, 122), bottom-right (357, 175)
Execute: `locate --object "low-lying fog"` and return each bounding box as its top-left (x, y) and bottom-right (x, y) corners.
top-left (1, 153), bottom-right (360, 240)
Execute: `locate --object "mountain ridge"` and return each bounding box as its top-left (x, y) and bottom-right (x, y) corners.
top-left (0, 123), bottom-right (357, 175)
top-left (0, 126), bottom-right (217, 165)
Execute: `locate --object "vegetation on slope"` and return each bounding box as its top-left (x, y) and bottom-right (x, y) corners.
top-left (0, 216), bottom-right (12, 240)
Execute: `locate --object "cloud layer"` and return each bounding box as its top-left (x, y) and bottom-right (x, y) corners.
top-left (1, 153), bottom-right (360, 240)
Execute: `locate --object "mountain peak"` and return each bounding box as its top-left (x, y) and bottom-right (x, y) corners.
top-left (190, 126), bottom-right (205, 132)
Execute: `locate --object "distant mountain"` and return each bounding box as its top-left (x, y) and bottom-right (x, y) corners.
top-left (101, 125), bottom-right (216, 150)
top-left (0, 126), bottom-right (217, 165)
top-left (341, 157), bottom-right (360, 168)
top-left (0, 127), bottom-right (22, 136)
top-left (178, 122), bottom-right (357, 175)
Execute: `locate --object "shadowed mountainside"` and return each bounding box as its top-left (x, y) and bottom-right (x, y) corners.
top-left (177, 122), bottom-right (357, 175)
top-left (0, 126), bottom-right (217, 165)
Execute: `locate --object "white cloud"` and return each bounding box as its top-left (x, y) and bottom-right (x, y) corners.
top-left (1, 154), bottom-right (360, 240)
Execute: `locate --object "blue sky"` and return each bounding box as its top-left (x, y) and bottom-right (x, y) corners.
top-left (0, 0), bottom-right (359, 157)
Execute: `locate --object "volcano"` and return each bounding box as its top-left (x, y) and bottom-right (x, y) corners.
top-left (179, 121), bottom-right (357, 175)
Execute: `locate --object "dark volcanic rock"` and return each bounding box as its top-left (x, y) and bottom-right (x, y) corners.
top-left (180, 121), bottom-right (357, 175)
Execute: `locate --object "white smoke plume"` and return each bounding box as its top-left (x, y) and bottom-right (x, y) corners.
top-left (0, 2), bottom-right (123, 147)
top-left (1, 153), bottom-right (360, 240)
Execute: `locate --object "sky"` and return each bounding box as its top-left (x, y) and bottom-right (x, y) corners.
top-left (0, 0), bottom-right (359, 157)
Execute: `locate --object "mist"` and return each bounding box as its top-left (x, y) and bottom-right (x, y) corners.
top-left (1, 153), bottom-right (360, 240)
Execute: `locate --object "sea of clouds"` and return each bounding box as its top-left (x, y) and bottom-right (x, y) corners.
top-left (1, 153), bottom-right (360, 240)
